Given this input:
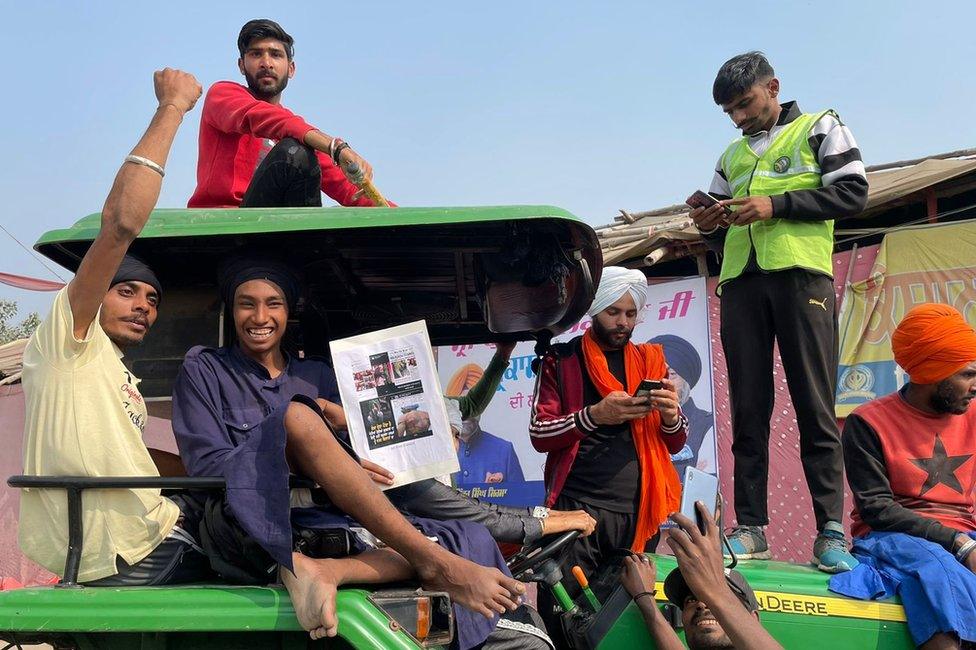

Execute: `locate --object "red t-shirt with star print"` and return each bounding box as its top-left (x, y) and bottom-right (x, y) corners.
top-left (843, 389), bottom-right (976, 551)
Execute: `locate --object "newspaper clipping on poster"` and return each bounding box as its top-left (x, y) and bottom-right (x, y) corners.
top-left (332, 321), bottom-right (459, 488)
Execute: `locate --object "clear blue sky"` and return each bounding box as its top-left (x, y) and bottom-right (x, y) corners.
top-left (2, 1), bottom-right (974, 318)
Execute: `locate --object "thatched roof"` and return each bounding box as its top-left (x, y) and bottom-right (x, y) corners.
top-left (596, 148), bottom-right (976, 267)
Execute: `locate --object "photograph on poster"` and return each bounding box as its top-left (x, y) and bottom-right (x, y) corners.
top-left (360, 397), bottom-right (397, 449)
top-left (391, 393), bottom-right (433, 443)
top-left (353, 368), bottom-right (376, 392)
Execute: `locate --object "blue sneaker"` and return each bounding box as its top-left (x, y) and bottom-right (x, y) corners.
top-left (812, 521), bottom-right (859, 573)
top-left (724, 525), bottom-right (772, 560)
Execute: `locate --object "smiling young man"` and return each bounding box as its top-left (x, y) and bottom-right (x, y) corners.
top-left (687, 51), bottom-right (868, 572)
top-left (620, 504), bottom-right (782, 650)
top-left (830, 304), bottom-right (976, 649)
top-left (187, 19), bottom-right (380, 209)
top-left (170, 256), bottom-right (548, 648)
top-left (19, 68), bottom-right (205, 585)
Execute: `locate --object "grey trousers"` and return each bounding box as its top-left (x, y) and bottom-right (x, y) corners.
top-left (388, 478), bottom-right (544, 545)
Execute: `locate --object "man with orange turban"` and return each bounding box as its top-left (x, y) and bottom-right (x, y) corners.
top-left (528, 266), bottom-right (688, 641)
top-left (830, 303), bottom-right (976, 649)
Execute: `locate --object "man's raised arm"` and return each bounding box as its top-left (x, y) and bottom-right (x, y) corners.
top-left (68, 68), bottom-right (201, 339)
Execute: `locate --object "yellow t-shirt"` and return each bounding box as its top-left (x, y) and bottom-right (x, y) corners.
top-left (19, 288), bottom-right (179, 582)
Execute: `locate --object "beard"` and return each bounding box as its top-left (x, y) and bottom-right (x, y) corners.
top-left (244, 69), bottom-right (289, 99)
top-left (590, 317), bottom-right (633, 350)
top-left (930, 379), bottom-right (974, 415)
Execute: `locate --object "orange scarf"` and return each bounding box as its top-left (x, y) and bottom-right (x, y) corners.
top-left (582, 329), bottom-right (681, 551)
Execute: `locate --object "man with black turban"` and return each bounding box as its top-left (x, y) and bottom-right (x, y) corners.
top-left (171, 254), bottom-right (565, 649)
top-left (19, 69), bottom-right (206, 586)
top-left (648, 334), bottom-right (715, 478)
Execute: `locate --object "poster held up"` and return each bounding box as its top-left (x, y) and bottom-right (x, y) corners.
top-left (332, 320), bottom-right (459, 488)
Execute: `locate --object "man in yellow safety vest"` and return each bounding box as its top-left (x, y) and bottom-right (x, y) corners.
top-left (690, 51), bottom-right (868, 573)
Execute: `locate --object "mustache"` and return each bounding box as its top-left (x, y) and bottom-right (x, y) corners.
top-left (690, 607), bottom-right (715, 625)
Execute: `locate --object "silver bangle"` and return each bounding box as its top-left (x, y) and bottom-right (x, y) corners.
top-left (956, 538), bottom-right (976, 562)
top-left (124, 154), bottom-right (165, 178)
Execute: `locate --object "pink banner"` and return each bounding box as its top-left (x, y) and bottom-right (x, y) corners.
top-left (0, 272), bottom-right (65, 292)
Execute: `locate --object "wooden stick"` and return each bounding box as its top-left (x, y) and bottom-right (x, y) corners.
top-left (344, 162), bottom-right (391, 207)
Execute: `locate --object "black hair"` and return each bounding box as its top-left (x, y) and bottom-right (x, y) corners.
top-left (238, 19), bottom-right (294, 60)
top-left (712, 51), bottom-right (774, 105)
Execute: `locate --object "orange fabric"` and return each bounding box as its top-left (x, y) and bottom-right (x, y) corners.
top-left (892, 304), bottom-right (976, 384)
top-left (581, 330), bottom-right (681, 551)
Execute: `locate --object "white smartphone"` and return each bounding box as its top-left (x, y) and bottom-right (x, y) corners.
top-left (680, 467), bottom-right (718, 534)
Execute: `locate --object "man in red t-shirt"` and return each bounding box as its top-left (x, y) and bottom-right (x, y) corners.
top-left (188, 19), bottom-right (379, 209)
top-left (831, 304), bottom-right (976, 648)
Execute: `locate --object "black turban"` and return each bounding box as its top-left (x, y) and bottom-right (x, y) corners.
top-left (649, 334), bottom-right (702, 388)
top-left (111, 254), bottom-right (162, 297)
top-left (217, 255), bottom-right (301, 311)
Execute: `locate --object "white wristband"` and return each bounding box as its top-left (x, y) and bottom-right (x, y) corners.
top-left (124, 155), bottom-right (165, 178)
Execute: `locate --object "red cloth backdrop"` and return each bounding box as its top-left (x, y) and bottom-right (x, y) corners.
top-left (708, 245), bottom-right (880, 562)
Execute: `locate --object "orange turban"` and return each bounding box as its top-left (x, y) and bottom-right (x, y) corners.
top-left (445, 363), bottom-right (484, 397)
top-left (891, 304), bottom-right (976, 384)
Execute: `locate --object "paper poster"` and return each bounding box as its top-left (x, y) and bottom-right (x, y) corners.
top-left (332, 321), bottom-right (459, 487)
top-left (437, 275), bottom-right (717, 506)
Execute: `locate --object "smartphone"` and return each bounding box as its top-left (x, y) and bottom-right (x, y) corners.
top-left (686, 190), bottom-right (733, 218)
top-left (680, 467), bottom-right (719, 534)
top-left (633, 379), bottom-right (664, 399)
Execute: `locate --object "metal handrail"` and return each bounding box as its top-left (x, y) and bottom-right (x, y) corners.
top-left (7, 474), bottom-right (226, 586)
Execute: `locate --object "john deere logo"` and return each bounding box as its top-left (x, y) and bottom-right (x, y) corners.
top-left (838, 365), bottom-right (876, 401)
top-left (773, 156), bottom-right (791, 173)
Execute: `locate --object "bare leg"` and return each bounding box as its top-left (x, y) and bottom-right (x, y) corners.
top-left (920, 633), bottom-right (960, 650)
top-left (282, 548), bottom-right (413, 640)
top-left (283, 401), bottom-right (524, 619)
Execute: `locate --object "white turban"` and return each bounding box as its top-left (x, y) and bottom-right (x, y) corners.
top-left (587, 266), bottom-right (649, 317)
top-left (444, 397), bottom-right (463, 434)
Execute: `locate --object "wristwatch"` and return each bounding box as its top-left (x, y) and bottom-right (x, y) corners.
top-left (531, 506), bottom-right (550, 520)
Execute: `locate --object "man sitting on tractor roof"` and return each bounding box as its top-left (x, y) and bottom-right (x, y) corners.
top-left (19, 69), bottom-right (209, 586)
top-left (170, 255), bottom-right (552, 649)
top-left (830, 304), bottom-right (976, 649)
top-left (187, 19), bottom-right (381, 209)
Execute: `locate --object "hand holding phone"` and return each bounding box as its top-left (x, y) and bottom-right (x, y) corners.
top-left (633, 379), bottom-right (664, 399)
top-left (679, 467), bottom-right (719, 534)
top-left (686, 190), bottom-right (732, 232)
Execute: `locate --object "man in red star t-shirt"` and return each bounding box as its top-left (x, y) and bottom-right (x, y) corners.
top-left (831, 304), bottom-right (976, 649)
top-left (188, 19), bottom-right (382, 209)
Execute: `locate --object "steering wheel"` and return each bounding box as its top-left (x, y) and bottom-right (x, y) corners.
top-left (507, 530), bottom-right (580, 581)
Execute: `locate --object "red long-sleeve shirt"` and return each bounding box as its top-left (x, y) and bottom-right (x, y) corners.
top-left (187, 81), bottom-right (373, 208)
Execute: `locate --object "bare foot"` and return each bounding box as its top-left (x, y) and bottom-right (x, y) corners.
top-left (281, 554), bottom-right (341, 640)
top-left (417, 554), bottom-right (525, 619)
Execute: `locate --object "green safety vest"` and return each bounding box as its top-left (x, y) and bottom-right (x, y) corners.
top-left (717, 110), bottom-right (836, 287)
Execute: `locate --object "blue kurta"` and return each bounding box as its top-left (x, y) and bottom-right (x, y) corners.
top-left (171, 344), bottom-right (507, 649)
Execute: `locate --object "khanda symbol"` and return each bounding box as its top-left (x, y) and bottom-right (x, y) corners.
top-left (843, 366), bottom-right (872, 393)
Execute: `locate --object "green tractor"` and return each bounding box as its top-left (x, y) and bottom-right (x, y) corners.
top-left (0, 206), bottom-right (912, 648)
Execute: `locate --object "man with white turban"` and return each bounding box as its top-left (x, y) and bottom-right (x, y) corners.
top-left (830, 304), bottom-right (976, 649)
top-left (529, 266), bottom-right (688, 640)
